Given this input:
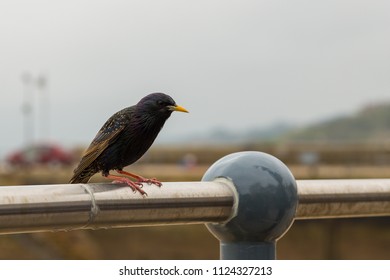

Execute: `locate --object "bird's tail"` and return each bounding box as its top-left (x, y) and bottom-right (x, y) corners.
top-left (69, 174), bottom-right (90, 184)
top-left (69, 167), bottom-right (94, 184)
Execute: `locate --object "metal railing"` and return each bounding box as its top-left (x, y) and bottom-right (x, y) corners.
top-left (296, 179), bottom-right (390, 219)
top-left (0, 179), bottom-right (236, 234)
top-left (0, 151), bottom-right (389, 259)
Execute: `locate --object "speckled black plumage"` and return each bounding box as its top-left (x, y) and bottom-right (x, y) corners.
top-left (69, 93), bottom-right (188, 185)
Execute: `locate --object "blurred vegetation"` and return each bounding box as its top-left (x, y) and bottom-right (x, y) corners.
top-left (285, 102), bottom-right (390, 142)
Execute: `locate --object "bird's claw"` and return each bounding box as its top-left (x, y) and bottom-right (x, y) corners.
top-left (110, 174), bottom-right (161, 197)
top-left (138, 177), bottom-right (162, 187)
top-left (112, 178), bottom-right (147, 196)
top-left (134, 181), bottom-right (144, 188)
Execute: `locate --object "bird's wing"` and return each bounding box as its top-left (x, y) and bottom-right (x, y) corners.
top-left (73, 110), bottom-right (129, 173)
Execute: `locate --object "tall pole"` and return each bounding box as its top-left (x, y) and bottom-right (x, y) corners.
top-left (21, 72), bottom-right (34, 145)
top-left (36, 74), bottom-right (49, 141)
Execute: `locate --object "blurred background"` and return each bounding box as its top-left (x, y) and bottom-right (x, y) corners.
top-left (0, 0), bottom-right (389, 259)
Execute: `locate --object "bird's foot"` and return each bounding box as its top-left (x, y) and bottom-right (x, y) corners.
top-left (116, 170), bottom-right (162, 187)
top-left (136, 176), bottom-right (162, 187)
top-left (108, 175), bottom-right (147, 196)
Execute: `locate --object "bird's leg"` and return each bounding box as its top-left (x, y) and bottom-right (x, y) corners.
top-left (104, 173), bottom-right (147, 196)
top-left (116, 169), bottom-right (162, 187)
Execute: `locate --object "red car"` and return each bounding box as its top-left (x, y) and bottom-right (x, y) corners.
top-left (6, 143), bottom-right (73, 167)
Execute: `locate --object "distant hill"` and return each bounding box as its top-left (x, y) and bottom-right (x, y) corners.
top-left (177, 102), bottom-right (390, 145)
top-left (181, 122), bottom-right (294, 144)
top-left (284, 102), bottom-right (390, 142)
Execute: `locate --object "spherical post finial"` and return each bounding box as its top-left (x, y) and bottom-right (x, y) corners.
top-left (202, 151), bottom-right (298, 259)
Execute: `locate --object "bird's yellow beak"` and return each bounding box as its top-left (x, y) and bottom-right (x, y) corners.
top-left (168, 104), bottom-right (189, 113)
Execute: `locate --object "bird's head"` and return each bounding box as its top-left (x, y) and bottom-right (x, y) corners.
top-left (137, 93), bottom-right (189, 116)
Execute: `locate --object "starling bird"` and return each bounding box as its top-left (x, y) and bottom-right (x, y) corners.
top-left (69, 92), bottom-right (188, 195)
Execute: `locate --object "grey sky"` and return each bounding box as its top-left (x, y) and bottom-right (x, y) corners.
top-left (1, 0), bottom-right (389, 157)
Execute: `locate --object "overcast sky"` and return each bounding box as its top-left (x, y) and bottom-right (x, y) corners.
top-left (1, 0), bottom-right (389, 157)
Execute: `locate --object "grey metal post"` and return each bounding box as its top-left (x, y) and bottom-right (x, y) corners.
top-left (202, 151), bottom-right (298, 260)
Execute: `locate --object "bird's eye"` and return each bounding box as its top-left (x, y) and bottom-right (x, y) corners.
top-left (157, 100), bottom-right (165, 106)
